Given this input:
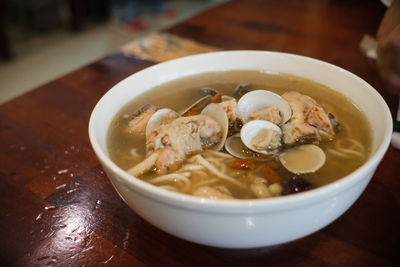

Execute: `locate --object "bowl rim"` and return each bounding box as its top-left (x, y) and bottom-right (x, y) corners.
top-left (88, 50), bottom-right (393, 213)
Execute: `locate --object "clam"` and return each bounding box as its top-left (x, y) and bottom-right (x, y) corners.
top-left (225, 133), bottom-right (271, 160)
top-left (240, 120), bottom-right (282, 155)
top-left (180, 95), bottom-right (212, 116)
top-left (279, 144), bottom-right (326, 174)
top-left (233, 83), bottom-right (252, 99)
top-left (145, 108), bottom-right (180, 138)
top-left (237, 90), bottom-right (292, 125)
top-left (201, 103), bottom-right (229, 151)
top-left (201, 87), bottom-right (218, 96)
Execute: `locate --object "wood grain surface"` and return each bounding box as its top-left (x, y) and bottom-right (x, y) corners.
top-left (1, 0), bottom-right (399, 266)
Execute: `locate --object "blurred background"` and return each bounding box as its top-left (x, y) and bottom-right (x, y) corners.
top-left (0, 0), bottom-right (226, 104)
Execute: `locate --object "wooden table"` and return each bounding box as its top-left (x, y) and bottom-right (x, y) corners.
top-left (1, 0), bottom-right (399, 265)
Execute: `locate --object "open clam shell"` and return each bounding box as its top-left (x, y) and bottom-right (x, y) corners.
top-left (240, 120), bottom-right (282, 155)
top-left (237, 90), bottom-right (292, 125)
top-left (225, 133), bottom-right (272, 160)
top-left (201, 103), bottom-right (229, 151)
top-left (145, 108), bottom-right (180, 139)
top-left (180, 95), bottom-right (212, 116)
top-left (279, 144), bottom-right (326, 174)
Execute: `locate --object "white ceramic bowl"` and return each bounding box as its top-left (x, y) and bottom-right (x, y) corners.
top-left (89, 51), bottom-right (392, 248)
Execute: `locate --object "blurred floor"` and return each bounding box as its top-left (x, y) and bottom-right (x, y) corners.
top-left (0, 0), bottom-right (226, 104)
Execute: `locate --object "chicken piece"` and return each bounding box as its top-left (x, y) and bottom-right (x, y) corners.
top-left (127, 104), bottom-right (158, 135)
top-left (146, 115), bottom-right (222, 173)
top-left (218, 98), bottom-right (238, 125)
top-left (281, 91), bottom-right (336, 145)
top-left (248, 107), bottom-right (282, 125)
top-left (159, 112), bottom-right (178, 125)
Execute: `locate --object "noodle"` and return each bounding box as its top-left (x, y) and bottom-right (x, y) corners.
top-left (108, 71), bottom-right (372, 199)
top-left (344, 138), bottom-right (365, 153)
top-left (192, 178), bottom-right (219, 189)
top-left (206, 157), bottom-right (227, 173)
top-left (130, 148), bottom-right (141, 158)
top-left (329, 136), bottom-right (366, 159)
top-left (192, 171), bottom-right (210, 180)
top-left (193, 154), bottom-right (245, 188)
top-left (148, 172), bottom-right (191, 192)
top-left (191, 170), bottom-right (208, 180)
top-left (127, 151), bottom-right (159, 176)
top-left (336, 147), bottom-right (365, 158)
top-left (326, 148), bottom-right (349, 158)
top-left (178, 164), bottom-right (204, 171)
top-left (326, 146), bottom-right (365, 159)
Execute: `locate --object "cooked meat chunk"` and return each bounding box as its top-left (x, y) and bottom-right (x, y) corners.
top-left (248, 107), bottom-right (282, 125)
top-left (127, 104), bottom-right (158, 135)
top-left (281, 91), bottom-right (336, 145)
top-left (146, 115), bottom-right (222, 172)
top-left (218, 98), bottom-right (238, 125)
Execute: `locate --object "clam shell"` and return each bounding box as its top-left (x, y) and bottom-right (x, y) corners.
top-left (201, 103), bottom-right (229, 151)
top-left (145, 108), bottom-right (180, 139)
top-left (225, 133), bottom-right (271, 160)
top-left (233, 83), bottom-right (251, 99)
top-left (240, 120), bottom-right (282, 155)
top-left (201, 87), bottom-right (218, 96)
top-left (180, 95), bottom-right (212, 116)
top-left (279, 144), bottom-right (326, 174)
top-left (237, 90), bottom-right (292, 125)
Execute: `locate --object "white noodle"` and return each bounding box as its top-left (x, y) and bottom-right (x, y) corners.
top-left (127, 151), bottom-right (159, 176)
top-left (327, 134), bottom-right (367, 159)
top-left (345, 138), bottom-right (365, 153)
top-left (186, 156), bottom-right (199, 163)
top-left (130, 148), bottom-right (142, 158)
top-left (326, 148), bottom-right (349, 158)
top-left (326, 147), bottom-right (365, 159)
top-left (148, 173), bottom-right (191, 192)
top-left (206, 158), bottom-right (227, 172)
top-left (193, 154), bottom-right (245, 188)
top-left (179, 172), bottom-right (191, 177)
top-left (337, 147), bottom-right (365, 158)
top-left (178, 164), bottom-right (204, 171)
top-left (192, 178), bottom-right (219, 189)
top-left (192, 170), bottom-right (208, 180)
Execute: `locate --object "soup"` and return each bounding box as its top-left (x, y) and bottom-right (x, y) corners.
top-left (107, 71), bottom-right (372, 199)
